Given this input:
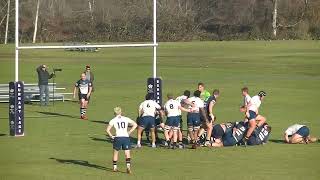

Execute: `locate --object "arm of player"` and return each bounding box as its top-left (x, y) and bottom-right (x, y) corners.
top-left (128, 120), bottom-right (138, 136)
top-left (178, 105), bottom-right (191, 113)
top-left (106, 124), bottom-right (115, 139)
top-left (73, 86), bottom-right (77, 99)
top-left (284, 133), bottom-right (290, 143)
top-left (183, 99), bottom-right (195, 108)
top-left (87, 86), bottom-right (92, 98)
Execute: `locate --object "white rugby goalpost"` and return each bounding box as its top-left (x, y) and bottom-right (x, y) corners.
top-left (14, 0), bottom-right (159, 81)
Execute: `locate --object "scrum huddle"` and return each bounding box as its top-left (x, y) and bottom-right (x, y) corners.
top-left (135, 83), bottom-right (317, 149)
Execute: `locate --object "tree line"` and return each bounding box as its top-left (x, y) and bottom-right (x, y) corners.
top-left (0, 0), bottom-right (320, 43)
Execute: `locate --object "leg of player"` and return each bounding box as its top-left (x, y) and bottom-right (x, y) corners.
top-left (172, 128), bottom-right (178, 149)
top-left (194, 126), bottom-right (200, 144)
top-left (150, 128), bottom-right (156, 148)
top-left (112, 149), bottom-right (119, 172)
top-left (124, 150), bottom-right (132, 174)
top-left (256, 115), bottom-right (266, 127)
top-left (80, 99), bottom-right (86, 119)
top-left (163, 127), bottom-right (171, 147)
top-left (205, 121), bottom-right (213, 145)
top-left (188, 126), bottom-right (195, 144)
top-left (136, 126), bottom-right (143, 148)
top-left (245, 120), bottom-right (256, 141)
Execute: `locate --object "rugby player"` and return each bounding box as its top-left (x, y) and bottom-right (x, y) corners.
top-left (201, 89), bottom-right (220, 146)
top-left (247, 123), bottom-right (271, 146)
top-left (210, 122), bottom-right (247, 147)
top-left (198, 82), bottom-right (211, 102)
top-left (137, 94), bottom-right (164, 148)
top-left (73, 73), bottom-right (92, 120)
top-left (106, 107), bottom-right (137, 174)
top-left (210, 122), bottom-right (237, 147)
top-left (176, 90), bottom-right (192, 147)
top-left (244, 91), bottom-right (267, 143)
top-left (187, 90), bottom-right (208, 145)
top-left (284, 124), bottom-right (317, 144)
top-left (163, 93), bottom-right (192, 149)
top-left (240, 87), bottom-right (251, 114)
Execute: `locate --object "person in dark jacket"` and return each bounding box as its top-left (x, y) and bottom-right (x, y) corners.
top-left (36, 65), bottom-right (54, 106)
top-left (84, 65), bottom-right (94, 91)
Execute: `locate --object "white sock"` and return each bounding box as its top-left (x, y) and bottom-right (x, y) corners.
top-left (137, 141), bottom-right (140, 145)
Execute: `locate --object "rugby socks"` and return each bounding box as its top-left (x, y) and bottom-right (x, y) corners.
top-left (126, 158), bottom-right (131, 169)
top-left (80, 108), bottom-right (84, 116)
top-left (113, 160), bottom-right (117, 170)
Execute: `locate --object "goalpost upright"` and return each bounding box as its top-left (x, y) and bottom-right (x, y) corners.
top-left (10, 0), bottom-right (160, 136)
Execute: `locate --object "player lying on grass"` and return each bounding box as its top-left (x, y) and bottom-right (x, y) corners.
top-left (137, 94), bottom-right (164, 148)
top-left (198, 89), bottom-right (220, 146)
top-left (244, 91), bottom-right (267, 144)
top-left (247, 123), bottom-right (271, 145)
top-left (163, 93), bottom-right (192, 149)
top-left (73, 73), bottom-right (92, 120)
top-left (187, 90), bottom-right (208, 145)
top-left (284, 124), bottom-right (317, 144)
top-left (106, 107), bottom-right (137, 174)
top-left (210, 122), bottom-right (247, 147)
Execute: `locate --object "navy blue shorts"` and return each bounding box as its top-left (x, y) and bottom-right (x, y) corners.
top-left (139, 116), bottom-right (155, 129)
top-left (78, 93), bottom-right (89, 101)
top-left (222, 133), bottom-right (237, 147)
top-left (113, 137), bottom-right (131, 151)
top-left (187, 113), bottom-right (201, 127)
top-left (165, 116), bottom-right (181, 128)
top-left (248, 110), bottom-right (257, 121)
top-left (296, 126), bottom-right (310, 137)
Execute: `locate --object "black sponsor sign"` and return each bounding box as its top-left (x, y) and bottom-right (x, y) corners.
top-left (147, 78), bottom-right (162, 105)
top-left (9, 81), bottom-right (24, 136)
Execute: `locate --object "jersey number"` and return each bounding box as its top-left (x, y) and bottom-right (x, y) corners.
top-left (147, 103), bottom-right (150, 108)
top-left (169, 104), bottom-right (174, 109)
top-left (117, 122), bottom-right (126, 129)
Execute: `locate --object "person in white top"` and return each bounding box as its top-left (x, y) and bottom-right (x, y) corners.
top-left (244, 91), bottom-right (267, 143)
top-left (284, 124), bottom-right (317, 144)
top-left (187, 90), bottom-right (208, 146)
top-left (240, 87), bottom-right (251, 113)
top-left (137, 94), bottom-right (164, 148)
top-left (163, 93), bottom-right (192, 149)
top-left (106, 107), bottom-right (137, 174)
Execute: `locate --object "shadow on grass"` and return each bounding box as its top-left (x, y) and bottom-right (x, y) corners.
top-left (0, 133), bottom-right (6, 136)
top-left (90, 120), bottom-right (108, 124)
top-left (49, 158), bottom-right (122, 173)
top-left (269, 139), bottom-right (286, 144)
top-left (36, 111), bottom-right (79, 119)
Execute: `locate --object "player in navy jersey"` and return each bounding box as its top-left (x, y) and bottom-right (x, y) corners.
top-left (73, 73), bottom-right (92, 120)
top-left (200, 89), bottom-right (220, 146)
top-left (247, 123), bottom-right (271, 146)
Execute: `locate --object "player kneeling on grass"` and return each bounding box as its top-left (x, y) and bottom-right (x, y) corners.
top-left (73, 73), bottom-right (92, 120)
top-left (106, 107), bottom-right (137, 174)
top-left (247, 123), bottom-right (271, 146)
top-left (163, 93), bottom-right (192, 149)
top-left (244, 91), bottom-right (267, 144)
top-left (137, 94), bottom-right (164, 148)
top-left (284, 124), bottom-right (317, 144)
top-left (211, 122), bottom-right (247, 147)
top-left (187, 90), bottom-right (207, 146)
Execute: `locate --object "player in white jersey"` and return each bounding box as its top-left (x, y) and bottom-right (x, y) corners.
top-left (244, 91), bottom-right (267, 143)
top-left (284, 124), bottom-right (317, 144)
top-left (175, 90), bottom-right (193, 147)
top-left (106, 107), bottom-right (137, 174)
top-left (163, 93), bottom-right (192, 148)
top-left (240, 87), bottom-right (251, 113)
top-left (187, 90), bottom-right (208, 146)
top-left (137, 94), bottom-right (164, 148)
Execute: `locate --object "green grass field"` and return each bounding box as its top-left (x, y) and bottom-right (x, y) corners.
top-left (0, 41), bottom-right (320, 180)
